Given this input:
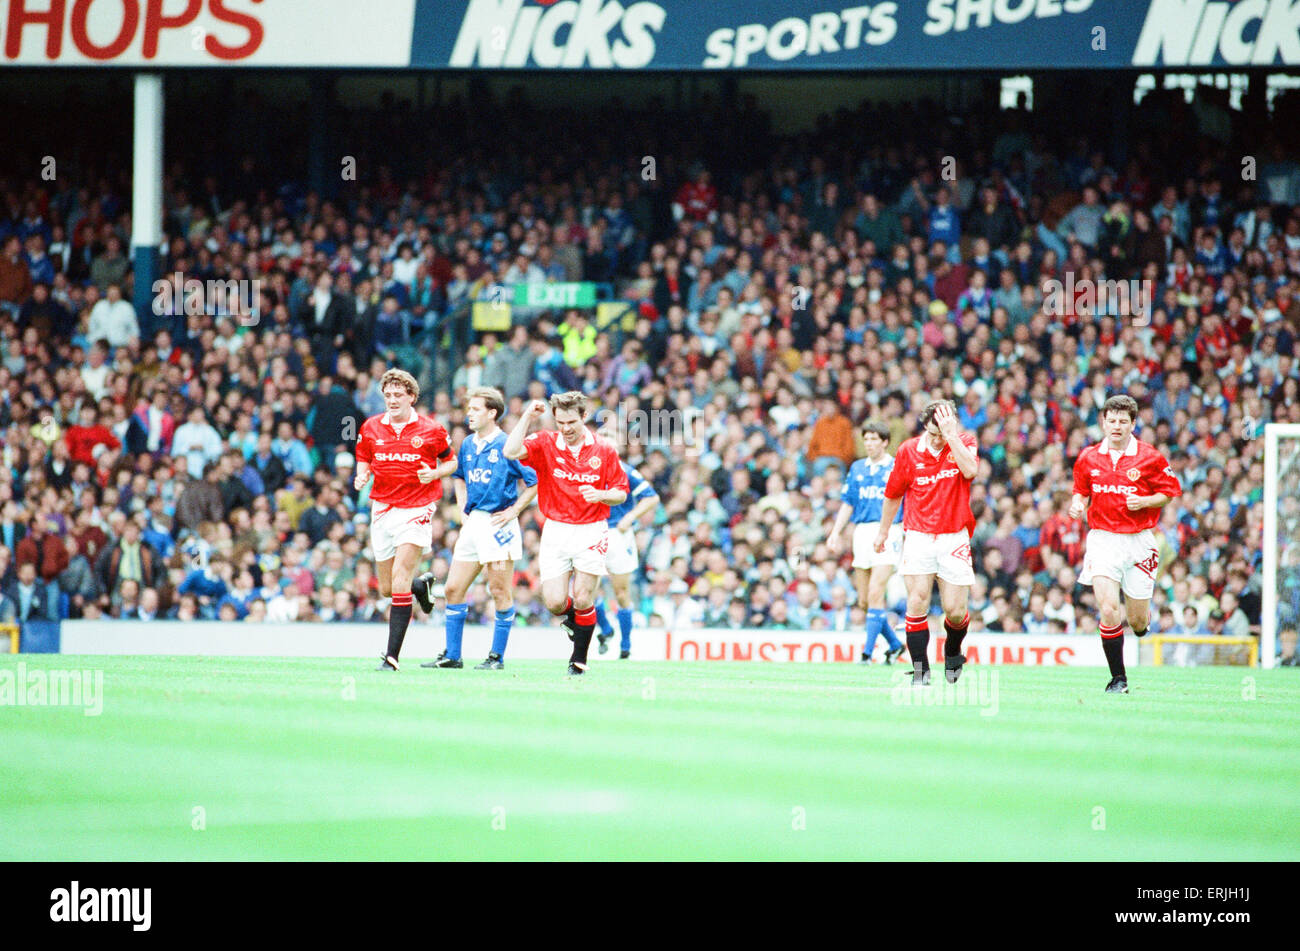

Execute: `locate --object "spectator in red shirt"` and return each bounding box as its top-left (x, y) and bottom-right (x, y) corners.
top-left (16, 512), bottom-right (70, 583)
top-left (0, 235), bottom-right (33, 314)
top-left (1040, 491), bottom-right (1086, 566)
top-left (932, 253), bottom-right (971, 311)
top-left (673, 168), bottom-right (718, 226)
top-left (1194, 312), bottom-right (1235, 367)
top-left (70, 509), bottom-right (109, 562)
top-left (64, 406), bottom-right (121, 467)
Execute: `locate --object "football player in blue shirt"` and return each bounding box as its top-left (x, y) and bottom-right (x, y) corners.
top-left (594, 426), bottom-right (660, 659)
top-left (415, 386), bottom-right (537, 670)
top-left (827, 421), bottom-right (907, 664)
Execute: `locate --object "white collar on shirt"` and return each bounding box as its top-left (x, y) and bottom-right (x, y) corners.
top-left (382, 411), bottom-right (419, 433)
top-left (922, 437), bottom-right (946, 457)
top-left (554, 429), bottom-right (595, 454)
top-left (1097, 436), bottom-right (1138, 457)
top-left (472, 428), bottom-right (501, 451)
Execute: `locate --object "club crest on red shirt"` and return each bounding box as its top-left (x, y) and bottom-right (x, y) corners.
top-left (410, 436), bottom-right (424, 449)
top-left (1127, 467), bottom-right (1140, 481)
top-left (589, 456), bottom-right (601, 470)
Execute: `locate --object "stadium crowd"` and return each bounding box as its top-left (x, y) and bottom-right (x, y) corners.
top-left (0, 85), bottom-right (1298, 660)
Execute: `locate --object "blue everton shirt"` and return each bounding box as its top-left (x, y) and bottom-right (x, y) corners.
top-left (456, 430), bottom-right (538, 514)
top-left (608, 462), bottom-right (657, 525)
top-left (929, 204), bottom-right (961, 246)
top-left (844, 455), bottom-right (903, 525)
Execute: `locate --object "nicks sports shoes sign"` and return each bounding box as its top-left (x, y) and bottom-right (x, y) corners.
top-left (4, 0), bottom-right (1298, 69)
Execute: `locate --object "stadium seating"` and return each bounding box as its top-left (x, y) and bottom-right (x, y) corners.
top-left (0, 86), bottom-right (1292, 650)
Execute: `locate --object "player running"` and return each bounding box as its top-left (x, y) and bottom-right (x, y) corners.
top-left (826, 421), bottom-right (907, 665)
top-left (415, 387), bottom-right (537, 671)
top-left (353, 369), bottom-right (457, 671)
top-left (1069, 394), bottom-right (1182, 694)
top-left (504, 392), bottom-right (629, 676)
top-left (593, 427), bottom-right (660, 659)
top-left (876, 399), bottom-right (979, 685)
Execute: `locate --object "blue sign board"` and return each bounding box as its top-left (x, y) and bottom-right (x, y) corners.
top-left (412, 0), bottom-right (1300, 71)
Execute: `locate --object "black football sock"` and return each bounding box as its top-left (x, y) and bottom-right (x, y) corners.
top-left (905, 613), bottom-right (931, 671)
top-left (571, 606), bottom-right (597, 665)
top-left (944, 613), bottom-right (970, 657)
top-left (387, 593), bottom-right (413, 660)
top-left (1100, 622), bottom-right (1125, 678)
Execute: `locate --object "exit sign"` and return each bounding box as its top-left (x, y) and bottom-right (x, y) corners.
top-left (513, 282), bottom-right (597, 308)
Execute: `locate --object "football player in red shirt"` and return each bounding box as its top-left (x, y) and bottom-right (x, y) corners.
top-left (504, 391), bottom-right (629, 675)
top-left (1069, 394), bottom-right (1182, 694)
top-left (353, 369), bottom-right (457, 671)
top-left (876, 399), bottom-right (979, 685)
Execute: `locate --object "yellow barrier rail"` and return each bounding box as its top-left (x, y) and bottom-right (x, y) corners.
top-left (1149, 635), bottom-right (1258, 667)
top-left (1, 622), bottom-right (17, 654)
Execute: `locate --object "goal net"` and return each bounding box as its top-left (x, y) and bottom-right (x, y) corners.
top-left (1263, 424), bottom-right (1300, 670)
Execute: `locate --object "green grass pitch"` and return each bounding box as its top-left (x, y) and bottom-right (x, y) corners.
top-left (2, 656), bottom-right (1297, 861)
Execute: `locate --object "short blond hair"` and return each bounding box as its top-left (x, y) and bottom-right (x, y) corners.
top-left (380, 368), bottom-right (419, 401)
top-left (466, 386), bottom-right (506, 422)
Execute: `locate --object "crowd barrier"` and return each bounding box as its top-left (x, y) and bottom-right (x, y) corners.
top-left (54, 622), bottom-right (1136, 665)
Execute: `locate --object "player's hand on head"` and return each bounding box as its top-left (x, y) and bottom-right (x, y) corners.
top-left (936, 402), bottom-right (958, 436)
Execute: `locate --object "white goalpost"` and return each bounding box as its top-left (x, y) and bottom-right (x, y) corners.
top-left (1262, 424), bottom-right (1300, 670)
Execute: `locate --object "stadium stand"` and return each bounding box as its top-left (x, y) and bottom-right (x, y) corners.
top-left (0, 85), bottom-right (1296, 655)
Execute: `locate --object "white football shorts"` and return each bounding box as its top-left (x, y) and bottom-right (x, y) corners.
top-left (900, 529), bottom-right (975, 586)
top-left (538, 518), bottom-right (610, 581)
top-left (452, 509), bottom-right (524, 565)
top-left (1079, 528), bottom-right (1160, 600)
top-left (370, 501), bottom-right (436, 563)
top-left (605, 525), bottom-right (639, 576)
top-left (853, 521), bottom-right (903, 571)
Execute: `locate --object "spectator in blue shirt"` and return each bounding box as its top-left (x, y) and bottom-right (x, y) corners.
top-left (178, 557), bottom-right (230, 619)
top-left (927, 186), bottom-right (962, 261)
top-left (1023, 592), bottom-right (1054, 635)
top-left (1175, 606), bottom-right (1210, 637)
top-left (959, 390), bottom-right (988, 430)
top-left (23, 235), bottom-right (55, 286)
top-left (272, 420), bottom-right (313, 476)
